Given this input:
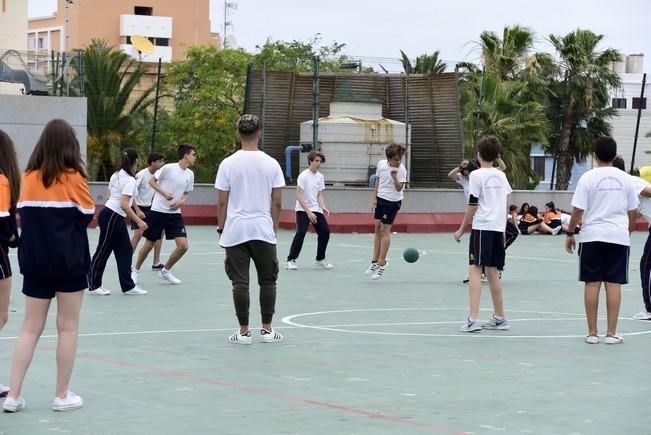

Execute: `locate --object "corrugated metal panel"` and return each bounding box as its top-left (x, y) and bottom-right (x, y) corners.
top-left (244, 71), bottom-right (463, 185)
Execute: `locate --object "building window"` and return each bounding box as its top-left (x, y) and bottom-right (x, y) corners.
top-left (612, 98), bottom-right (627, 109)
top-left (632, 97), bottom-right (647, 110)
top-left (155, 38), bottom-right (169, 47)
top-left (532, 156), bottom-right (545, 180)
top-left (134, 6), bottom-right (153, 15)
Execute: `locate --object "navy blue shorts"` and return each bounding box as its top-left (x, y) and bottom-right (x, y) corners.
top-left (468, 229), bottom-right (505, 269)
top-left (0, 244), bottom-right (11, 279)
top-left (374, 197), bottom-right (401, 225)
top-left (22, 273), bottom-right (87, 299)
top-left (578, 241), bottom-right (629, 284)
top-left (143, 210), bottom-right (187, 241)
top-left (131, 205), bottom-right (151, 230)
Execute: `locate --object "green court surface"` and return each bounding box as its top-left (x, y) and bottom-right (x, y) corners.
top-left (1, 227), bottom-right (650, 434)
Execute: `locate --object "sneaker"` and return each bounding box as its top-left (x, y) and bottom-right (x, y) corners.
top-left (498, 270), bottom-right (503, 280)
top-left (632, 310), bottom-right (651, 320)
top-left (260, 328), bottom-right (283, 343)
top-left (3, 396), bottom-right (25, 412)
top-left (585, 335), bottom-right (599, 344)
top-left (371, 264), bottom-right (386, 280)
top-left (159, 269), bottom-right (181, 285)
top-left (459, 318), bottom-right (482, 332)
top-left (151, 263), bottom-right (164, 270)
top-left (123, 286), bottom-right (147, 295)
top-left (52, 391), bottom-right (83, 411)
top-left (552, 226), bottom-right (561, 235)
top-left (482, 315), bottom-right (511, 330)
top-left (604, 335), bottom-right (624, 345)
top-left (365, 262), bottom-right (379, 275)
top-left (228, 330), bottom-right (252, 345)
top-left (0, 384), bottom-right (8, 398)
top-left (285, 260), bottom-right (298, 270)
top-left (314, 259), bottom-right (333, 270)
top-left (131, 268), bottom-right (139, 284)
top-left (480, 272), bottom-right (488, 282)
top-left (87, 287), bottom-right (111, 296)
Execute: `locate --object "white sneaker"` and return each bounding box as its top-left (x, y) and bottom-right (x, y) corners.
top-left (552, 226), bottom-right (561, 235)
top-left (314, 259), bottom-right (333, 270)
top-left (261, 328), bottom-right (283, 343)
top-left (0, 384), bottom-right (9, 398)
top-left (285, 260), bottom-right (298, 270)
top-left (480, 272), bottom-right (488, 282)
top-left (585, 335), bottom-right (599, 344)
top-left (365, 262), bottom-right (379, 275)
top-left (632, 310), bottom-right (651, 320)
top-left (131, 268), bottom-right (139, 284)
top-left (604, 335), bottom-right (624, 345)
top-left (3, 395), bottom-right (25, 412)
top-left (159, 269), bottom-right (181, 285)
top-left (87, 287), bottom-right (111, 296)
top-left (228, 330), bottom-right (252, 345)
top-left (52, 391), bottom-right (83, 411)
top-left (123, 286), bottom-right (147, 295)
top-left (372, 264), bottom-right (386, 280)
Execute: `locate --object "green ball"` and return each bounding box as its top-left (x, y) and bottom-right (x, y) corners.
top-left (403, 248), bottom-right (419, 263)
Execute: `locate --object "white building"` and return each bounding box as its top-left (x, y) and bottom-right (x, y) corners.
top-left (0, 0), bottom-right (28, 50)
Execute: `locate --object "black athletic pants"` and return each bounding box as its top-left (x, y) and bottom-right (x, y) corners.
top-left (287, 211), bottom-right (330, 261)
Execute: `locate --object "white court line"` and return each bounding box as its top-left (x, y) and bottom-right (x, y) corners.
top-left (281, 307), bottom-right (651, 339)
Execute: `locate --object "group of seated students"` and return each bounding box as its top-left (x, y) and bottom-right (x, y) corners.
top-left (512, 201), bottom-right (575, 235)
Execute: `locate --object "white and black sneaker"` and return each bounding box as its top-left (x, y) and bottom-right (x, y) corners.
top-left (260, 328), bottom-right (283, 343)
top-left (228, 330), bottom-right (252, 345)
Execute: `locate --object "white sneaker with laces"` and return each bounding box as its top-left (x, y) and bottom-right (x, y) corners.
top-left (285, 260), bottom-right (298, 270)
top-left (314, 259), bottom-right (333, 270)
top-left (160, 269), bottom-right (181, 285)
top-left (229, 330), bottom-right (252, 345)
top-left (585, 335), bottom-right (599, 344)
top-left (3, 396), bottom-right (25, 412)
top-left (372, 264), bottom-right (386, 280)
top-left (632, 310), bottom-right (651, 320)
top-left (365, 262), bottom-right (378, 275)
top-left (52, 391), bottom-right (83, 411)
top-left (123, 286), bottom-right (148, 295)
top-left (604, 335), bottom-right (624, 345)
top-left (261, 328), bottom-right (283, 343)
top-left (87, 287), bottom-right (111, 296)
top-left (131, 268), bottom-right (139, 284)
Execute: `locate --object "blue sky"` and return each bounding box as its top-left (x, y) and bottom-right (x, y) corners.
top-left (28, 0), bottom-right (651, 72)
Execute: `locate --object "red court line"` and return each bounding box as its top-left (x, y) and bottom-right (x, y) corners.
top-left (77, 352), bottom-right (468, 434)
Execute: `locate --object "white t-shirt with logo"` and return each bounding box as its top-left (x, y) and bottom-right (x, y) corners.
top-left (134, 167), bottom-right (156, 207)
top-left (571, 166), bottom-right (638, 245)
top-left (295, 169), bottom-right (325, 213)
top-left (104, 169), bottom-right (137, 217)
top-left (215, 150), bottom-right (286, 247)
top-left (376, 159), bottom-right (407, 202)
top-left (468, 167), bottom-right (512, 232)
top-left (151, 163), bottom-right (195, 214)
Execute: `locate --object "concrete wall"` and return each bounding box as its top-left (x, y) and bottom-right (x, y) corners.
top-left (0, 95), bottom-right (87, 169)
top-left (88, 183), bottom-right (575, 214)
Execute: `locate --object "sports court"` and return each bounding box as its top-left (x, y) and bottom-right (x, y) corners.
top-left (1, 226), bottom-right (649, 434)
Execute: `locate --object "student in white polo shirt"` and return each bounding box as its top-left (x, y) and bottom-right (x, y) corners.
top-left (285, 150), bottom-right (332, 271)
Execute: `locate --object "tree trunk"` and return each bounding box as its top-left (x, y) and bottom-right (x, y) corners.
top-left (555, 112), bottom-right (574, 190)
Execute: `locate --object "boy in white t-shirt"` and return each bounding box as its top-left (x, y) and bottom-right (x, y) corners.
top-left (365, 143), bottom-right (407, 280)
top-left (215, 114), bottom-right (285, 345)
top-left (133, 144), bottom-right (196, 285)
top-left (566, 138), bottom-right (638, 344)
top-left (130, 151), bottom-right (165, 269)
top-left (285, 150), bottom-right (332, 270)
top-left (454, 136), bottom-right (513, 332)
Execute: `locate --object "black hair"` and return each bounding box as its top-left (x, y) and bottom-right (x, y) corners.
top-left (476, 135), bottom-right (501, 162)
top-left (237, 114), bottom-right (261, 142)
top-left (527, 205), bottom-right (538, 217)
top-left (119, 148), bottom-right (139, 176)
top-left (612, 155), bottom-right (625, 171)
top-left (0, 130), bottom-right (21, 212)
top-left (545, 201), bottom-right (556, 211)
top-left (147, 151), bottom-right (164, 165)
top-left (177, 143), bottom-right (196, 160)
top-left (509, 204), bottom-right (518, 212)
top-left (594, 136), bottom-right (617, 163)
top-left (518, 202), bottom-right (529, 216)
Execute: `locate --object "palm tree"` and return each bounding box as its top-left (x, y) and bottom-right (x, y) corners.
top-left (74, 39), bottom-right (154, 180)
top-left (479, 25), bottom-right (535, 80)
top-left (400, 50), bottom-right (446, 74)
top-left (549, 29), bottom-right (621, 190)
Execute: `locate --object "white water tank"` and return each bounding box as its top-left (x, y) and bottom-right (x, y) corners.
top-left (611, 60), bottom-right (626, 74)
top-left (626, 54), bottom-right (644, 74)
